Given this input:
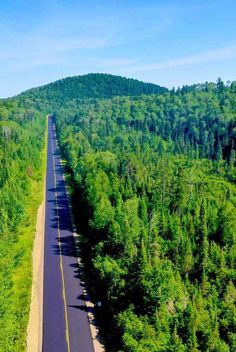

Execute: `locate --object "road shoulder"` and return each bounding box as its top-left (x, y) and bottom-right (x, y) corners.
top-left (26, 200), bottom-right (45, 352)
top-left (27, 117), bottom-right (47, 352)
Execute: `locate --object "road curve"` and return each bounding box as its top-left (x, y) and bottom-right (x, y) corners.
top-left (43, 116), bottom-right (94, 352)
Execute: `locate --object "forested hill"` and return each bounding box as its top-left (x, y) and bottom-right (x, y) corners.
top-left (20, 73), bottom-right (167, 104)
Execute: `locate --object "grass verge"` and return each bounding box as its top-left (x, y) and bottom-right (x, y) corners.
top-left (0, 121), bottom-right (47, 352)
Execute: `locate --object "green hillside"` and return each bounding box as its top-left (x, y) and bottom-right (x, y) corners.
top-left (21, 73), bottom-right (167, 106)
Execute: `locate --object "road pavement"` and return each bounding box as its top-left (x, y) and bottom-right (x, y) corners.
top-left (43, 116), bottom-right (94, 352)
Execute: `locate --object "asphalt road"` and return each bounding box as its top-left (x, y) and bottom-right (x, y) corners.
top-left (43, 116), bottom-right (94, 352)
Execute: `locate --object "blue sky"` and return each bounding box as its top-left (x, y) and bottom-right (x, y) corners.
top-left (0, 0), bottom-right (236, 97)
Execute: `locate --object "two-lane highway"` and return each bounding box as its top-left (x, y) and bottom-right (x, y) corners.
top-left (43, 116), bottom-right (94, 352)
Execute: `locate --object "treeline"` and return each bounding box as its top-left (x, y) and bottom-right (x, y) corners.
top-left (0, 98), bottom-right (45, 351)
top-left (21, 73), bottom-right (167, 107)
top-left (56, 79), bottom-right (236, 165)
top-left (55, 81), bottom-right (236, 351)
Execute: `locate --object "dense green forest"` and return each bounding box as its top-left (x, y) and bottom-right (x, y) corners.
top-left (0, 98), bottom-right (46, 351)
top-left (54, 78), bottom-right (236, 351)
top-left (21, 73), bottom-right (167, 108)
top-left (0, 74), bottom-right (235, 351)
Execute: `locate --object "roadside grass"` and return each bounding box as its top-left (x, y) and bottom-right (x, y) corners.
top-left (0, 122), bottom-right (47, 352)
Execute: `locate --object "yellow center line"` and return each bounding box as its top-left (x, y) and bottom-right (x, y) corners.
top-left (50, 126), bottom-right (71, 352)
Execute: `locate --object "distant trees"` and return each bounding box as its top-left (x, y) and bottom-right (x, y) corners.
top-left (20, 73), bottom-right (167, 109)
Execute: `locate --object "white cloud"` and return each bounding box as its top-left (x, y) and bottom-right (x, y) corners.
top-left (0, 34), bottom-right (109, 71)
top-left (126, 45), bottom-right (236, 72)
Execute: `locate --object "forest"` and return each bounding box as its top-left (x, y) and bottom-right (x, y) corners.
top-left (0, 74), bottom-right (235, 351)
top-left (55, 78), bottom-right (236, 351)
top-left (21, 73), bottom-right (167, 108)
